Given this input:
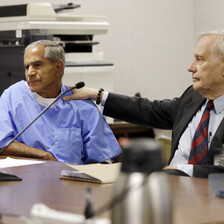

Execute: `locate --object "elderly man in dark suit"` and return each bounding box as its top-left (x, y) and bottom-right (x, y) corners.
top-left (63, 30), bottom-right (224, 178)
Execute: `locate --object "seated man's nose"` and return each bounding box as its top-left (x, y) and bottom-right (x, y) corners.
top-left (27, 68), bottom-right (35, 75)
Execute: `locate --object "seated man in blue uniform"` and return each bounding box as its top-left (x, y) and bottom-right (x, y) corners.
top-left (0, 40), bottom-right (121, 164)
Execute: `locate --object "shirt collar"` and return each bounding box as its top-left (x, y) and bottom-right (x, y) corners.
top-left (213, 94), bottom-right (224, 114)
top-left (25, 81), bottom-right (64, 108)
top-left (34, 92), bottom-right (56, 108)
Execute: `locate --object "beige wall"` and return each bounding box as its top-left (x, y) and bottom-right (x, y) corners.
top-left (195, 0), bottom-right (224, 35)
top-left (0, 1), bottom-right (223, 100)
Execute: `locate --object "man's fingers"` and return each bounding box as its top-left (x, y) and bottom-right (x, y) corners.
top-left (63, 95), bottom-right (75, 101)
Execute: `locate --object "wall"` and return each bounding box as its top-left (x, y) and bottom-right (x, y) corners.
top-left (74, 0), bottom-right (194, 99)
top-left (0, 0), bottom-right (195, 100)
top-left (195, 0), bottom-right (224, 35)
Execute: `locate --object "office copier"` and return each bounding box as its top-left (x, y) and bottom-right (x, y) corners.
top-left (0, 2), bottom-right (114, 95)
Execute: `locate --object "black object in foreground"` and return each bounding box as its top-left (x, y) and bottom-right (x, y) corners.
top-left (0, 172), bottom-right (22, 181)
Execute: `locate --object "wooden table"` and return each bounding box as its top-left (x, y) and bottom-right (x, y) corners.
top-left (169, 175), bottom-right (224, 224)
top-left (0, 159), bottom-right (224, 224)
top-left (0, 160), bottom-right (112, 223)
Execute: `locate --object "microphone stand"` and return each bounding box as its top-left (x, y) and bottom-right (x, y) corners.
top-left (0, 82), bottom-right (85, 155)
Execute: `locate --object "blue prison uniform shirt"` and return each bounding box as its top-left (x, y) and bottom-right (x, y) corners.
top-left (0, 81), bottom-right (121, 164)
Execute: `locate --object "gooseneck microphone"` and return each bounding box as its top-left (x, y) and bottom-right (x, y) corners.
top-left (0, 81), bottom-right (85, 155)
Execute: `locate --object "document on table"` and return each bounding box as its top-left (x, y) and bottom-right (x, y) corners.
top-left (0, 157), bottom-right (45, 168)
top-left (61, 162), bottom-right (121, 184)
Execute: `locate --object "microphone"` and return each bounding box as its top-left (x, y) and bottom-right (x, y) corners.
top-left (0, 81), bottom-right (85, 155)
top-left (73, 81), bottom-right (85, 89)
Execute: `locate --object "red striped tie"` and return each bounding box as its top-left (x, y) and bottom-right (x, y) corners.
top-left (188, 100), bottom-right (214, 165)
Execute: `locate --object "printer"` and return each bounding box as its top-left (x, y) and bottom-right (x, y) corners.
top-left (0, 2), bottom-right (114, 96)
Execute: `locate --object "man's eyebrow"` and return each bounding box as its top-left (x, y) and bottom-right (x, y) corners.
top-left (24, 60), bottom-right (44, 68)
top-left (193, 52), bottom-right (204, 58)
top-left (24, 60), bottom-right (43, 64)
top-left (32, 60), bottom-right (43, 64)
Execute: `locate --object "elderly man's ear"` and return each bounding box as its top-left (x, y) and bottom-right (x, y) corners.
top-left (56, 60), bottom-right (64, 77)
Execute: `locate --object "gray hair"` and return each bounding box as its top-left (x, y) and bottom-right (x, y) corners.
top-left (198, 30), bottom-right (224, 60)
top-left (24, 39), bottom-right (65, 67)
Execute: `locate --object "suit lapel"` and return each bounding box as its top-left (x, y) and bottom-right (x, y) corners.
top-left (171, 91), bottom-right (206, 158)
top-left (209, 115), bottom-right (224, 164)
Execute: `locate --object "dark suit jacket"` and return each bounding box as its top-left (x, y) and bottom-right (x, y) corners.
top-left (103, 86), bottom-right (224, 178)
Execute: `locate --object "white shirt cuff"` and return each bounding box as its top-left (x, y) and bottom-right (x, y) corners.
top-left (101, 91), bottom-right (109, 106)
top-left (176, 164), bottom-right (193, 177)
top-left (98, 91), bottom-right (109, 113)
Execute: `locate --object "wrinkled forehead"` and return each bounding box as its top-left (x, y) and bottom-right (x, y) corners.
top-left (194, 35), bottom-right (219, 57)
top-left (24, 45), bottom-right (47, 63)
top-left (25, 44), bottom-right (45, 55)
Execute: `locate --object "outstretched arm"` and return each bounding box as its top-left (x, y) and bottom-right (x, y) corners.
top-left (63, 87), bottom-right (101, 102)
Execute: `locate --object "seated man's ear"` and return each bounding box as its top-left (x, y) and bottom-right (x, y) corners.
top-left (56, 60), bottom-right (64, 77)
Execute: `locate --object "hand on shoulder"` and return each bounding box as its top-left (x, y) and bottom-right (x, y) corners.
top-left (63, 87), bottom-right (98, 101)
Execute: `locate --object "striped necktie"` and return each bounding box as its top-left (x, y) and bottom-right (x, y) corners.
top-left (188, 100), bottom-right (214, 165)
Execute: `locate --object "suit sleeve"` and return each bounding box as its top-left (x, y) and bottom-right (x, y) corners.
top-left (193, 165), bottom-right (224, 178)
top-left (103, 93), bottom-right (180, 130)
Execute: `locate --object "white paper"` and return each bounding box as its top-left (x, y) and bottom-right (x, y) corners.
top-left (30, 203), bottom-right (111, 224)
top-left (0, 157), bottom-right (45, 168)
